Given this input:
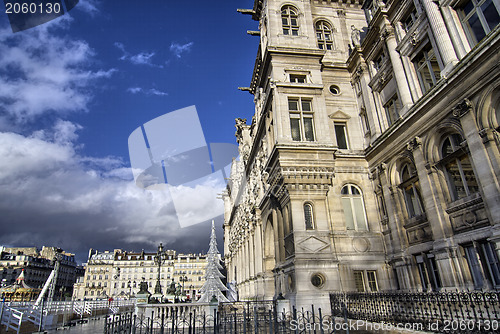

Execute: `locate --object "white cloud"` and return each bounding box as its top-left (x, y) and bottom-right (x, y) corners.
top-left (170, 42), bottom-right (194, 58)
top-left (127, 87), bottom-right (143, 94)
top-left (130, 52), bottom-right (156, 65)
top-left (76, 0), bottom-right (100, 15)
top-left (0, 131), bottom-right (221, 262)
top-left (114, 42), bottom-right (164, 68)
top-left (149, 88), bottom-right (168, 96)
top-left (127, 87), bottom-right (168, 96)
top-left (0, 22), bottom-right (115, 126)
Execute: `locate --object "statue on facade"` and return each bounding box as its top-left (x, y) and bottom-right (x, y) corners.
top-left (351, 25), bottom-right (361, 47)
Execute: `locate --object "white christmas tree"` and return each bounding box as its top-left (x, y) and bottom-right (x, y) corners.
top-left (198, 220), bottom-right (229, 303)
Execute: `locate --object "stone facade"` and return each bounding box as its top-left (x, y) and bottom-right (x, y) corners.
top-left (0, 246), bottom-right (79, 296)
top-left (74, 249), bottom-right (208, 301)
top-left (224, 0), bottom-right (500, 311)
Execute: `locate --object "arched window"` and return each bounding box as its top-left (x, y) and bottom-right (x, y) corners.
top-left (315, 20), bottom-right (334, 50)
top-left (400, 163), bottom-right (424, 218)
top-left (281, 6), bottom-right (299, 36)
top-left (341, 184), bottom-right (368, 230)
top-left (304, 203), bottom-right (314, 230)
top-left (440, 133), bottom-right (479, 201)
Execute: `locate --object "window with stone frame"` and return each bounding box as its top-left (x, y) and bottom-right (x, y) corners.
top-left (402, 5), bottom-right (418, 33)
top-left (353, 270), bottom-right (378, 292)
top-left (384, 94), bottom-right (402, 126)
top-left (353, 271), bottom-right (365, 292)
top-left (281, 5), bottom-right (299, 36)
top-left (334, 122), bottom-right (349, 149)
top-left (439, 133), bottom-right (479, 201)
top-left (341, 184), bottom-right (368, 231)
top-left (367, 271), bottom-right (378, 291)
top-left (372, 51), bottom-right (386, 71)
top-left (303, 203), bottom-right (314, 230)
top-left (413, 45), bottom-right (441, 94)
top-left (415, 253), bottom-right (442, 291)
top-left (463, 241), bottom-right (500, 289)
top-left (400, 163), bottom-right (425, 218)
top-left (315, 20), bottom-right (334, 50)
top-left (289, 98), bottom-right (315, 141)
top-left (289, 74), bottom-right (306, 83)
top-left (459, 0), bottom-right (500, 46)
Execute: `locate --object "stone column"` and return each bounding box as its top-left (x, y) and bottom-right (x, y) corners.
top-left (421, 0), bottom-right (459, 76)
top-left (383, 27), bottom-right (413, 108)
top-left (439, 6), bottom-right (470, 58)
top-left (407, 137), bottom-right (451, 239)
top-left (453, 100), bottom-right (500, 225)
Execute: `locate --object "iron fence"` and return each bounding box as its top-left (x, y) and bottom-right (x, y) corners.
top-left (330, 290), bottom-right (500, 333)
top-left (105, 302), bottom-right (343, 334)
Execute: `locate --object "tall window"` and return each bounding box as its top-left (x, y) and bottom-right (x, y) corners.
top-left (304, 203), bottom-right (314, 230)
top-left (416, 253), bottom-right (442, 291)
top-left (413, 46), bottom-right (441, 94)
top-left (440, 133), bottom-right (479, 201)
top-left (316, 20), bottom-right (334, 50)
top-left (281, 6), bottom-right (299, 36)
top-left (400, 164), bottom-right (424, 218)
top-left (341, 184), bottom-right (368, 230)
top-left (464, 241), bottom-right (500, 289)
top-left (289, 98), bottom-right (315, 141)
top-left (384, 95), bottom-right (402, 126)
top-left (334, 123), bottom-right (349, 149)
top-left (460, 0), bottom-right (500, 46)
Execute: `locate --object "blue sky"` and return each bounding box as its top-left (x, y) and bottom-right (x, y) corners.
top-left (0, 0), bottom-right (258, 262)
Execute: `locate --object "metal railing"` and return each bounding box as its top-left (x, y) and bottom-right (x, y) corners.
top-left (108, 301), bottom-right (340, 334)
top-left (330, 290), bottom-right (500, 333)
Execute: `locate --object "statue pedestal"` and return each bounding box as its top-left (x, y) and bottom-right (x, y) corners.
top-left (135, 292), bottom-right (150, 305)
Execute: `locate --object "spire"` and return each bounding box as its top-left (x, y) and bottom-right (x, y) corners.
top-left (198, 220), bottom-right (229, 303)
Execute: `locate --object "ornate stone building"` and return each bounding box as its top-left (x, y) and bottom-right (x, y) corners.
top-left (73, 249), bottom-right (208, 300)
top-left (0, 246), bottom-right (79, 296)
top-left (224, 0), bottom-right (500, 311)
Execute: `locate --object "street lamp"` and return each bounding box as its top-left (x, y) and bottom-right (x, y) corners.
top-left (180, 275), bottom-right (188, 296)
top-left (154, 243), bottom-right (167, 295)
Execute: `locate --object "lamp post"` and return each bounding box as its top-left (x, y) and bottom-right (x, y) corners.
top-left (154, 243), bottom-right (167, 295)
top-left (180, 275), bottom-right (188, 296)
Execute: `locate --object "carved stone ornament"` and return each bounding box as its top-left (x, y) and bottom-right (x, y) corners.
top-left (452, 98), bottom-right (473, 118)
top-left (406, 136), bottom-right (422, 151)
top-left (381, 26), bottom-right (395, 40)
top-left (378, 162), bottom-right (387, 173)
top-left (410, 31), bottom-right (419, 46)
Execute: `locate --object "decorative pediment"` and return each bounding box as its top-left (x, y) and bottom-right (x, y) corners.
top-left (328, 110), bottom-right (351, 120)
